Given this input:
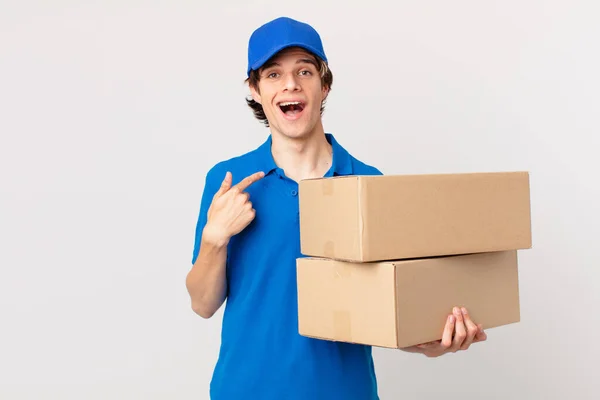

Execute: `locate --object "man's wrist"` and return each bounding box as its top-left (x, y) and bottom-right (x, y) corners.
top-left (202, 224), bottom-right (230, 249)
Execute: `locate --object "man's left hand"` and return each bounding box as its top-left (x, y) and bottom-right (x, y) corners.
top-left (402, 306), bottom-right (487, 358)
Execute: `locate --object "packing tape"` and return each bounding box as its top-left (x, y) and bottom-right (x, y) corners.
top-left (322, 179), bottom-right (334, 195)
top-left (324, 241), bottom-right (335, 258)
top-left (333, 311), bottom-right (352, 342)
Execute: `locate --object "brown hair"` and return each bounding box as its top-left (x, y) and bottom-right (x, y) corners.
top-left (244, 51), bottom-right (333, 127)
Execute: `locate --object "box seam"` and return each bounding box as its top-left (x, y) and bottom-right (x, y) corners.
top-left (357, 176), bottom-right (366, 261)
top-left (393, 263), bottom-right (400, 348)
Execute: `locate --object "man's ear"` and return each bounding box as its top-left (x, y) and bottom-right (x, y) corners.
top-left (250, 84), bottom-right (262, 104)
top-left (321, 85), bottom-right (330, 102)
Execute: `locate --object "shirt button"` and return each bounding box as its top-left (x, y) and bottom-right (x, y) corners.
top-left (291, 190), bottom-right (297, 196)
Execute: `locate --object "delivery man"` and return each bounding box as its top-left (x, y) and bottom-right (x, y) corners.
top-left (186, 16), bottom-right (486, 400)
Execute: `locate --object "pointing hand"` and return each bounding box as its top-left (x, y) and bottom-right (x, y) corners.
top-left (202, 171), bottom-right (265, 247)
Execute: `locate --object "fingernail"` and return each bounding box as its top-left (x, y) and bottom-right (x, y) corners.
top-left (449, 315), bottom-right (455, 323)
top-left (461, 307), bottom-right (467, 314)
top-left (453, 307), bottom-right (459, 315)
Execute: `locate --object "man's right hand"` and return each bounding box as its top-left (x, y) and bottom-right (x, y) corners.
top-left (202, 171), bottom-right (265, 247)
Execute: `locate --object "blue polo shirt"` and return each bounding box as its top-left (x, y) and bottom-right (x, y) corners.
top-left (192, 133), bottom-right (383, 400)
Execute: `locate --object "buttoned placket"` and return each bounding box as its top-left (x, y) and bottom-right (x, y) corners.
top-left (267, 168), bottom-right (300, 221)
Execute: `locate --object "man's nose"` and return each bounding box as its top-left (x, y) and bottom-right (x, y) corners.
top-left (283, 73), bottom-right (300, 91)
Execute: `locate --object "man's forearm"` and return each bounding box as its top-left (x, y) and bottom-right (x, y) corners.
top-left (186, 234), bottom-right (228, 319)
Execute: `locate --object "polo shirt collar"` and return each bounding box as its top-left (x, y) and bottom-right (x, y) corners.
top-left (255, 133), bottom-right (353, 177)
top-left (324, 133), bottom-right (353, 176)
top-left (255, 135), bottom-right (278, 175)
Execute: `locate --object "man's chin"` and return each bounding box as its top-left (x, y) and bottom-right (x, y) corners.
top-left (269, 115), bottom-right (321, 140)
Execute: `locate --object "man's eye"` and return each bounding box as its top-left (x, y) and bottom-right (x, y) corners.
top-left (268, 72), bottom-right (278, 78)
top-left (299, 70), bottom-right (311, 76)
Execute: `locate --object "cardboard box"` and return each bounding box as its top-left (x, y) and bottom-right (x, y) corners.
top-left (298, 171), bottom-right (532, 262)
top-left (296, 251), bottom-right (520, 349)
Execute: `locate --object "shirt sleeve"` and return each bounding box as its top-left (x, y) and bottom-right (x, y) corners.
top-left (191, 164), bottom-right (225, 265)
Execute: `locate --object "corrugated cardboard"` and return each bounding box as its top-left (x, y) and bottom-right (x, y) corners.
top-left (296, 251), bottom-right (520, 349)
top-left (298, 171), bottom-right (532, 262)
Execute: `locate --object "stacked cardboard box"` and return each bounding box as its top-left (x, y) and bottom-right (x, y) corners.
top-left (296, 171), bottom-right (532, 348)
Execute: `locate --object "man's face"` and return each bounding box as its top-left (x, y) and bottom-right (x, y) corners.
top-left (250, 48), bottom-right (328, 140)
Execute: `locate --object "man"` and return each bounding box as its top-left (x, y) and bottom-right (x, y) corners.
top-left (186, 16), bottom-right (487, 400)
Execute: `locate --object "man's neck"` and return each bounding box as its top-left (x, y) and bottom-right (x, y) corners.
top-left (270, 127), bottom-right (333, 183)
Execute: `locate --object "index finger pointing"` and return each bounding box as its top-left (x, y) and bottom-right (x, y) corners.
top-left (233, 171), bottom-right (265, 191)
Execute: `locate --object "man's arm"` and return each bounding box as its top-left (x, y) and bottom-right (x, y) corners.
top-left (186, 231), bottom-right (229, 319)
top-left (186, 170), bottom-right (265, 319)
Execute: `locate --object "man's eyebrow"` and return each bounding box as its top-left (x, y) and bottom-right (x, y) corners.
top-left (260, 58), bottom-right (318, 73)
top-left (261, 61), bottom-right (279, 70)
top-left (297, 58), bottom-right (318, 67)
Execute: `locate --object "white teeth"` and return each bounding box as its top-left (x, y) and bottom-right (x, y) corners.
top-left (279, 101), bottom-right (302, 106)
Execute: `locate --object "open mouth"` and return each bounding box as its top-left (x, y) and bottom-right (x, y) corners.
top-left (278, 101), bottom-right (305, 119)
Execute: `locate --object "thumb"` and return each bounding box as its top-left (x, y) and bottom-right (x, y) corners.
top-left (214, 171), bottom-right (232, 198)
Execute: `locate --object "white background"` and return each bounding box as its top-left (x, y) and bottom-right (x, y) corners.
top-left (1, 1), bottom-right (599, 399)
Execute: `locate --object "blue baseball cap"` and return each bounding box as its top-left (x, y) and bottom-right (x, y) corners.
top-left (247, 17), bottom-right (328, 76)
